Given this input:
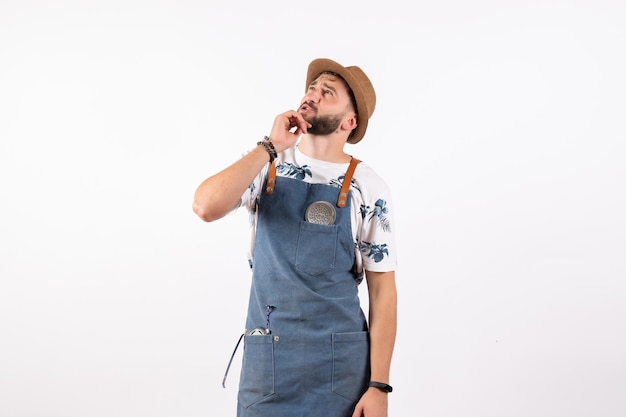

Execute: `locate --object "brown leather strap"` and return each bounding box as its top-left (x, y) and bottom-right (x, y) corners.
top-left (265, 161), bottom-right (277, 194)
top-left (337, 157), bottom-right (360, 208)
top-left (265, 157), bottom-right (360, 207)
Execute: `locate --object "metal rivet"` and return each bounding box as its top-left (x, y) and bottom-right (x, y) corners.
top-left (273, 335), bottom-right (280, 342)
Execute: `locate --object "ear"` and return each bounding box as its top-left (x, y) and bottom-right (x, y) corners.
top-left (341, 113), bottom-right (358, 133)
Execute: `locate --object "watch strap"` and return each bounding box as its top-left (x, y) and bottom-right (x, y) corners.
top-left (368, 381), bottom-right (393, 393)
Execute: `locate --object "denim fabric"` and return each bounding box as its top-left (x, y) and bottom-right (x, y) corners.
top-left (237, 176), bottom-right (369, 417)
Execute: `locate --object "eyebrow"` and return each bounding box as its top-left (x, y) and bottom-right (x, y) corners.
top-left (310, 79), bottom-right (338, 94)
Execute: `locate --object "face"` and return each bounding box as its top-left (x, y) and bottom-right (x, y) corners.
top-left (298, 73), bottom-right (356, 136)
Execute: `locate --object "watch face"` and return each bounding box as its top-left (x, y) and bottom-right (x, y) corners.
top-left (305, 201), bottom-right (336, 225)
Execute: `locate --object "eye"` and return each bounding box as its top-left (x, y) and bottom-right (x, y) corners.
top-left (323, 89), bottom-right (333, 96)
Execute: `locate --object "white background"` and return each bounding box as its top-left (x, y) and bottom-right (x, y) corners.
top-left (1, 1), bottom-right (625, 416)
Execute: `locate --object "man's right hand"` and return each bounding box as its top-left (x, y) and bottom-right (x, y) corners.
top-left (268, 110), bottom-right (312, 153)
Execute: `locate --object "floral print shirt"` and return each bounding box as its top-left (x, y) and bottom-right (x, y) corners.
top-left (239, 145), bottom-right (397, 283)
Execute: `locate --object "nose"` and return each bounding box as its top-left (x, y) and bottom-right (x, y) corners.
top-left (304, 86), bottom-right (321, 103)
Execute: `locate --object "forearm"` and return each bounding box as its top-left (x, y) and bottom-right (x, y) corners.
top-left (192, 145), bottom-right (270, 222)
top-left (366, 271), bottom-right (397, 384)
top-left (352, 271), bottom-right (396, 417)
top-left (193, 110), bottom-right (310, 222)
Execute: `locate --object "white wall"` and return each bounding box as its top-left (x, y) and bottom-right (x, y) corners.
top-left (1, 1), bottom-right (624, 416)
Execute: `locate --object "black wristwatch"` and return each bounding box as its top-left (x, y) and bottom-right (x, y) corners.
top-left (368, 381), bottom-right (393, 393)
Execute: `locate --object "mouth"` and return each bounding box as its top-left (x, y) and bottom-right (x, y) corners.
top-left (299, 102), bottom-right (317, 114)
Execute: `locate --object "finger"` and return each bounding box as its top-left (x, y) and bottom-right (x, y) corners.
top-left (290, 112), bottom-right (311, 133)
top-left (287, 113), bottom-right (302, 127)
top-left (351, 406), bottom-right (363, 417)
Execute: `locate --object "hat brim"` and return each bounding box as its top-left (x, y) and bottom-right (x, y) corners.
top-left (306, 58), bottom-right (371, 144)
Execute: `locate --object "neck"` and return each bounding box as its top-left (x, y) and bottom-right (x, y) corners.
top-left (298, 134), bottom-right (351, 163)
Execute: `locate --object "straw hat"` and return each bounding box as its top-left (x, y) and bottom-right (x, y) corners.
top-left (305, 58), bottom-right (376, 144)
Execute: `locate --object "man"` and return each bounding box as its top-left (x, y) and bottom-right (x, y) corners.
top-left (193, 58), bottom-right (397, 417)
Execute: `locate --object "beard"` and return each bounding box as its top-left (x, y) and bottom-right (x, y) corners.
top-left (304, 114), bottom-right (344, 136)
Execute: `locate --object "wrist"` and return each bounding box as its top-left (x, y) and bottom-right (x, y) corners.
top-left (256, 136), bottom-right (277, 162)
top-left (368, 381), bottom-right (393, 393)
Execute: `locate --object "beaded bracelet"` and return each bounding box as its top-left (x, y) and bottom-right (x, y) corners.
top-left (257, 140), bottom-right (277, 162)
top-left (263, 136), bottom-right (277, 153)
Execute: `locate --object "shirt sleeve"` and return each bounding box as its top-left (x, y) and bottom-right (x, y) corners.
top-left (356, 176), bottom-right (398, 273)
